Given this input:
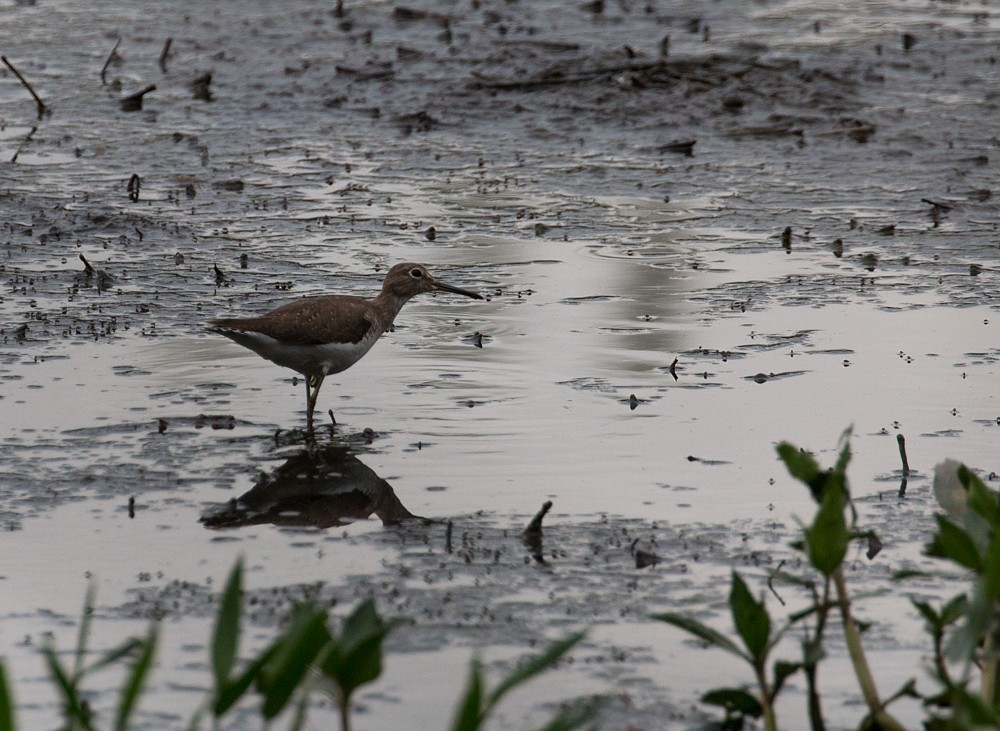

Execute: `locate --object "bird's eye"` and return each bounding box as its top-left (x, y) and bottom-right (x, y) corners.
top-left (409, 268), bottom-right (423, 278)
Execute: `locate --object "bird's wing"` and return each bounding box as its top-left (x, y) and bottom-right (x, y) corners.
top-left (211, 296), bottom-right (374, 345)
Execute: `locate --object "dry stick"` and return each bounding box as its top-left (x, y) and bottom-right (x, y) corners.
top-left (100, 38), bottom-right (121, 85)
top-left (896, 433), bottom-right (910, 476)
top-left (9, 125), bottom-right (36, 163)
top-left (158, 38), bottom-right (173, 73)
top-left (1, 55), bottom-right (46, 119)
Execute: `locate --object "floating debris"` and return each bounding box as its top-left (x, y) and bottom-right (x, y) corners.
top-left (120, 84), bottom-right (156, 112)
top-left (631, 538), bottom-right (660, 569)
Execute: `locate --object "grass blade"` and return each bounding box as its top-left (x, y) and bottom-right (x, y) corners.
top-left (73, 583), bottom-right (97, 679)
top-left (487, 632), bottom-right (585, 709)
top-left (214, 644), bottom-right (278, 716)
top-left (81, 638), bottom-right (143, 677)
top-left (651, 613), bottom-right (748, 661)
top-left (212, 558), bottom-right (243, 689)
top-left (114, 625), bottom-right (158, 731)
top-left (257, 606), bottom-right (330, 719)
top-left (43, 644), bottom-right (93, 731)
top-left (449, 657), bottom-right (484, 731)
top-left (0, 660), bottom-right (15, 731)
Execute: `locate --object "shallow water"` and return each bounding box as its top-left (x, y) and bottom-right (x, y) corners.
top-left (2, 0), bottom-right (1000, 728)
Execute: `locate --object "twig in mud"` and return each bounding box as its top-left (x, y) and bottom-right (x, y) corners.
top-left (191, 72), bottom-right (213, 101)
top-left (2, 55), bottom-right (46, 119)
top-left (523, 500), bottom-right (552, 537)
top-left (921, 197), bottom-right (952, 211)
top-left (767, 560), bottom-right (787, 606)
top-left (120, 85), bottom-right (155, 112)
top-left (658, 140), bottom-right (696, 156)
top-left (896, 433), bottom-right (910, 477)
top-left (630, 538), bottom-right (660, 569)
top-left (445, 519), bottom-right (453, 554)
top-left (9, 125), bottom-right (37, 163)
top-left (522, 500), bottom-right (552, 564)
top-left (100, 38), bottom-right (121, 85)
top-left (79, 253), bottom-right (96, 276)
top-left (127, 173), bottom-right (141, 202)
top-left (159, 38), bottom-right (173, 72)
top-left (866, 531), bottom-right (883, 560)
top-left (668, 357), bottom-right (678, 381)
top-left (470, 60), bottom-right (675, 91)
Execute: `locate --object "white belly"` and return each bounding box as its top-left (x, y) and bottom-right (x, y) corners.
top-left (224, 330), bottom-right (381, 378)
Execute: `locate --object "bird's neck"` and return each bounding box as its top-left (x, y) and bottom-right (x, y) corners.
top-left (370, 292), bottom-right (411, 330)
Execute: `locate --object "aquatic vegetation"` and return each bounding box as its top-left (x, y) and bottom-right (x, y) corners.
top-left (656, 430), bottom-right (1000, 730)
top-left (0, 559), bottom-right (595, 731)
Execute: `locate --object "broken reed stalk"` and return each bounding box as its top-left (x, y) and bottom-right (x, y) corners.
top-left (159, 38), bottom-right (173, 72)
top-left (896, 433), bottom-right (910, 477)
top-left (100, 38), bottom-right (121, 85)
top-left (2, 55), bottom-right (46, 119)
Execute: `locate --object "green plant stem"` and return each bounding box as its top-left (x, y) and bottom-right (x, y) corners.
top-left (804, 579), bottom-right (830, 731)
top-left (752, 665), bottom-right (777, 731)
top-left (338, 695), bottom-right (351, 731)
top-left (832, 568), bottom-right (906, 731)
top-left (982, 629), bottom-right (999, 704)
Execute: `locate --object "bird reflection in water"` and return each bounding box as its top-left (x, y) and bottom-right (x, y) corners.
top-left (201, 437), bottom-right (422, 530)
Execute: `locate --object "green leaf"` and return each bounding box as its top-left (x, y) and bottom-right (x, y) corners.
top-left (213, 644), bottom-right (278, 716)
top-left (449, 657), bottom-right (484, 731)
top-left (700, 687), bottom-right (763, 717)
top-left (927, 515), bottom-right (983, 572)
top-left (776, 443), bottom-right (823, 500)
top-left (257, 605), bottom-right (331, 719)
top-left (114, 625), bottom-right (158, 731)
top-left (729, 573), bottom-right (770, 663)
top-left (0, 660), bottom-right (16, 731)
top-left (533, 695), bottom-right (607, 731)
top-left (81, 638), bottom-right (144, 678)
top-left (43, 644), bottom-right (93, 731)
top-left (940, 594), bottom-right (969, 626)
top-left (911, 600), bottom-right (940, 630)
top-left (651, 613), bottom-right (748, 661)
top-left (804, 479), bottom-right (849, 575)
top-left (772, 661), bottom-right (801, 696)
top-left (948, 685), bottom-right (1000, 725)
top-left (946, 528), bottom-right (1000, 663)
top-left (212, 559), bottom-right (243, 690)
top-left (960, 466), bottom-right (999, 528)
top-left (322, 599), bottom-right (403, 700)
top-left (488, 632), bottom-right (585, 708)
top-left (74, 583), bottom-right (97, 679)
top-left (833, 427), bottom-right (853, 476)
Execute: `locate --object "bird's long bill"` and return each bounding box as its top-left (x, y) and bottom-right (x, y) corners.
top-left (434, 280), bottom-right (484, 300)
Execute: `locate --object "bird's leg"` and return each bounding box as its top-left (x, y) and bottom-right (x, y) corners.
top-left (304, 377), bottom-right (314, 430)
top-left (305, 372), bottom-right (326, 429)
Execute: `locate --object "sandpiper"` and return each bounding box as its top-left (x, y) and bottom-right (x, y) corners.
top-left (210, 262), bottom-right (483, 426)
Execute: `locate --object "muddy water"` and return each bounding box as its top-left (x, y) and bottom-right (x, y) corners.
top-left (2, 0), bottom-right (1000, 728)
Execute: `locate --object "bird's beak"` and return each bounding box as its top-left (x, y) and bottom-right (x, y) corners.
top-left (434, 280), bottom-right (484, 300)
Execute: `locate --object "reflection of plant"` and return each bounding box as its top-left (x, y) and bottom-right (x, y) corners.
top-left (0, 559), bottom-right (597, 731)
